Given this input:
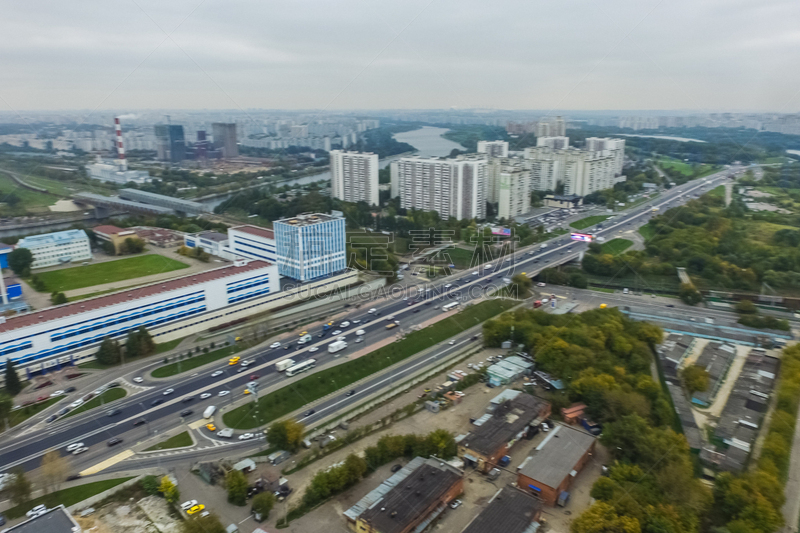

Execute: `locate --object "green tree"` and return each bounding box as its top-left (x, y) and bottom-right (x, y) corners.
top-left (141, 475), bottom-right (160, 495)
top-left (182, 514), bottom-right (226, 533)
top-left (251, 492), bottom-right (275, 520)
top-left (734, 299), bottom-right (757, 314)
top-left (122, 237), bottom-right (146, 254)
top-left (95, 337), bottom-right (121, 366)
top-left (137, 326), bottom-right (155, 355)
top-left (267, 419), bottom-right (305, 451)
top-left (126, 330), bottom-right (141, 359)
top-left (7, 468), bottom-right (31, 505)
top-left (4, 358), bottom-right (22, 396)
top-left (50, 292), bottom-right (67, 305)
top-left (226, 469), bottom-right (248, 506)
top-left (0, 392), bottom-right (12, 426)
top-left (8, 248), bottom-right (33, 277)
top-left (681, 365), bottom-right (710, 394)
top-left (678, 283), bottom-right (703, 306)
top-left (159, 476), bottom-right (180, 503)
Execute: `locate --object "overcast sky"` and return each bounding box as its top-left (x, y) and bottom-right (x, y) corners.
top-left (2, 0), bottom-right (799, 112)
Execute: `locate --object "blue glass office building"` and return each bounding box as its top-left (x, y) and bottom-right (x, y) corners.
top-left (274, 213), bottom-right (346, 281)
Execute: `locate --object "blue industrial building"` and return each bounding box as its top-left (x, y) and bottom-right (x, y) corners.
top-left (274, 212), bottom-right (346, 281)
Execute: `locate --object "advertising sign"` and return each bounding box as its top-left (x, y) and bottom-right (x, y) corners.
top-left (570, 232), bottom-right (593, 242)
top-left (491, 227), bottom-right (511, 236)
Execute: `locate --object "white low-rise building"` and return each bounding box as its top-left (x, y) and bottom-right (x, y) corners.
top-left (17, 229), bottom-right (93, 269)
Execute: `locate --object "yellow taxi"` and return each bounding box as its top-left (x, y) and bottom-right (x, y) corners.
top-left (228, 356), bottom-right (241, 366)
top-left (187, 504), bottom-right (205, 515)
top-left (599, 303), bottom-right (607, 309)
top-left (244, 388), bottom-right (252, 395)
top-left (206, 423), bottom-right (216, 432)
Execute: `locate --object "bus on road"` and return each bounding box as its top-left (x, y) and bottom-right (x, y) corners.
top-left (442, 301), bottom-right (460, 312)
top-left (285, 359), bottom-right (317, 377)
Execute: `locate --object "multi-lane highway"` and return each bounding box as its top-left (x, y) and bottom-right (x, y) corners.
top-left (0, 166), bottom-right (736, 474)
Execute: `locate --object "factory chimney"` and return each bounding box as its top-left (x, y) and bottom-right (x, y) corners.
top-left (114, 117), bottom-right (127, 171)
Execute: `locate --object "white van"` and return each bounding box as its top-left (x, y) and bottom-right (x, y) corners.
top-left (356, 329), bottom-right (365, 336)
top-left (623, 288), bottom-right (629, 294)
top-left (203, 405), bottom-right (217, 419)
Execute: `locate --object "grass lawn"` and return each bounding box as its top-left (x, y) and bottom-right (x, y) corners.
top-left (8, 397), bottom-right (61, 428)
top-left (78, 337), bottom-right (186, 370)
top-left (155, 337), bottom-right (186, 354)
top-left (708, 185), bottom-right (725, 198)
top-left (63, 387), bottom-right (127, 419)
top-left (34, 254), bottom-right (189, 293)
top-left (658, 157), bottom-right (718, 179)
top-left (590, 287), bottom-right (615, 293)
top-left (601, 238), bottom-right (633, 255)
top-left (223, 298), bottom-right (517, 429)
top-left (445, 247), bottom-right (480, 269)
top-left (151, 344), bottom-right (242, 378)
top-left (570, 215), bottom-right (611, 230)
top-left (144, 430), bottom-right (193, 451)
top-left (0, 172), bottom-right (56, 213)
top-left (4, 477), bottom-right (134, 519)
top-left (638, 224), bottom-right (657, 241)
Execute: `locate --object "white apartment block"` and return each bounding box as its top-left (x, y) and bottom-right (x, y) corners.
top-left (497, 165), bottom-right (531, 220)
top-left (330, 150), bottom-right (379, 206)
top-left (17, 229), bottom-right (93, 269)
top-left (536, 136), bottom-right (570, 149)
top-left (391, 155), bottom-right (487, 220)
top-left (477, 140), bottom-right (509, 158)
top-left (524, 144), bottom-right (622, 197)
top-left (584, 137), bottom-right (626, 174)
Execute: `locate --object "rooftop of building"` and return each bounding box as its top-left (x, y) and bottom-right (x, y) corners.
top-left (0, 260), bottom-right (272, 334)
top-left (92, 225), bottom-right (130, 236)
top-left (461, 394), bottom-right (550, 457)
top-left (357, 462), bottom-right (461, 533)
top-left (3, 505), bottom-right (81, 533)
top-left (518, 424), bottom-right (596, 488)
top-left (330, 149), bottom-right (377, 156)
top-left (274, 212), bottom-right (342, 227)
top-left (18, 229), bottom-right (88, 247)
top-left (73, 193), bottom-right (175, 215)
top-left (196, 230), bottom-right (229, 242)
top-left (0, 242), bottom-right (13, 251)
top-left (461, 486), bottom-right (542, 533)
top-left (231, 225), bottom-right (275, 240)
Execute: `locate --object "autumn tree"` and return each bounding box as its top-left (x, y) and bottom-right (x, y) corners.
top-left (267, 419), bottom-right (305, 451)
top-left (41, 450), bottom-right (70, 492)
top-left (251, 492), bottom-right (275, 520)
top-left (159, 476), bottom-right (180, 503)
top-left (570, 502), bottom-right (641, 533)
top-left (678, 283), bottom-right (703, 306)
top-left (735, 299), bottom-right (757, 314)
top-left (182, 514), bottom-right (226, 533)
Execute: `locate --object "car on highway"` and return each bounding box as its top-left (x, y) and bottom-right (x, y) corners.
top-left (368, 308), bottom-right (377, 314)
top-left (180, 409), bottom-right (193, 417)
top-left (72, 447), bottom-right (88, 455)
top-left (472, 271), bottom-right (479, 275)
top-left (284, 344), bottom-right (292, 350)
top-left (50, 390), bottom-right (65, 397)
top-left (249, 374), bottom-right (260, 380)
top-left (346, 390), bottom-right (356, 397)
top-left (180, 500), bottom-right (198, 511)
top-left (355, 337), bottom-right (363, 343)
top-left (106, 408), bottom-right (122, 417)
top-left (218, 390), bottom-right (230, 397)
top-left (309, 346), bottom-right (319, 352)
top-left (151, 399), bottom-right (164, 406)
top-left (340, 321), bottom-right (350, 328)
top-left (66, 442), bottom-right (84, 452)
top-left (270, 342), bottom-right (282, 349)
top-left (211, 370), bottom-right (224, 377)
top-left (45, 414), bottom-right (57, 423)
top-left (303, 409), bottom-right (315, 417)
top-left (200, 393), bottom-right (212, 400)
top-left (352, 319), bottom-right (361, 324)
top-left (65, 386), bottom-right (76, 393)
top-left (107, 437), bottom-right (123, 447)
top-left (444, 284), bottom-right (452, 288)
top-left (182, 396), bottom-right (194, 403)
top-left (331, 330), bottom-right (342, 336)
top-left (187, 504), bottom-right (205, 515)
top-left (163, 388), bottom-right (174, 395)
top-left (239, 433), bottom-right (255, 441)
top-left (229, 356), bottom-right (241, 365)
top-left (69, 399), bottom-right (83, 409)
top-left (536, 282), bottom-right (546, 287)
top-left (133, 418), bottom-right (147, 427)
top-left (449, 340), bottom-right (455, 345)
top-left (133, 377), bottom-right (144, 383)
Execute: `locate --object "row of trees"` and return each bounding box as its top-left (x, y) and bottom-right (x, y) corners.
top-left (266, 419), bottom-right (305, 452)
top-left (95, 326), bottom-right (155, 366)
top-left (483, 308), bottom-right (711, 533)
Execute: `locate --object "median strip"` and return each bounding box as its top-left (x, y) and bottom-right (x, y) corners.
top-left (222, 298), bottom-right (516, 429)
top-left (63, 387), bottom-right (127, 418)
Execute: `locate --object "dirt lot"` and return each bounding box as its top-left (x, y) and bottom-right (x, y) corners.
top-left (254, 346), bottom-right (605, 533)
top-left (73, 496), bottom-right (182, 533)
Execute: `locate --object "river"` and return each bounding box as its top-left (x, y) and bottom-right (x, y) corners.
top-left (619, 133), bottom-right (707, 143)
top-left (200, 126), bottom-right (458, 209)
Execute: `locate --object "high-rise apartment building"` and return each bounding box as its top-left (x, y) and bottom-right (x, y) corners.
top-left (274, 212), bottom-right (346, 282)
top-left (536, 136), bottom-right (570, 149)
top-left (391, 156), bottom-right (487, 220)
top-left (524, 142), bottom-right (622, 197)
top-left (535, 116), bottom-right (566, 138)
top-left (154, 125), bottom-right (186, 163)
top-left (584, 137), bottom-right (626, 174)
top-left (497, 164), bottom-right (531, 220)
top-left (212, 123), bottom-right (238, 158)
top-left (553, 116), bottom-right (566, 137)
top-left (477, 140), bottom-right (509, 158)
top-left (330, 150), bottom-right (379, 206)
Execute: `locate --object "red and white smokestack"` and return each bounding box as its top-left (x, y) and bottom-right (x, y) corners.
top-left (115, 117), bottom-right (127, 171)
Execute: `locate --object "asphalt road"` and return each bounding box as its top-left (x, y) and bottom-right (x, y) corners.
top-left (0, 166), bottom-right (737, 474)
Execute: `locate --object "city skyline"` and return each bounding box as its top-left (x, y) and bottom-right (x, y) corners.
top-left (1, 0), bottom-right (799, 112)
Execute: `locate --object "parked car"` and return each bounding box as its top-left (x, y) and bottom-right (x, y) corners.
top-left (180, 500), bottom-right (198, 511)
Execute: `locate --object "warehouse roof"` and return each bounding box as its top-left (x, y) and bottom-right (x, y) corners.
top-left (231, 224), bottom-right (275, 240)
top-left (357, 462), bottom-right (461, 533)
top-left (461, 394), bottom-right (550, 456)
top-left (518, 425), bottom-right (595, 488)
top-left (461, 486), bottom-right (541, 533)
